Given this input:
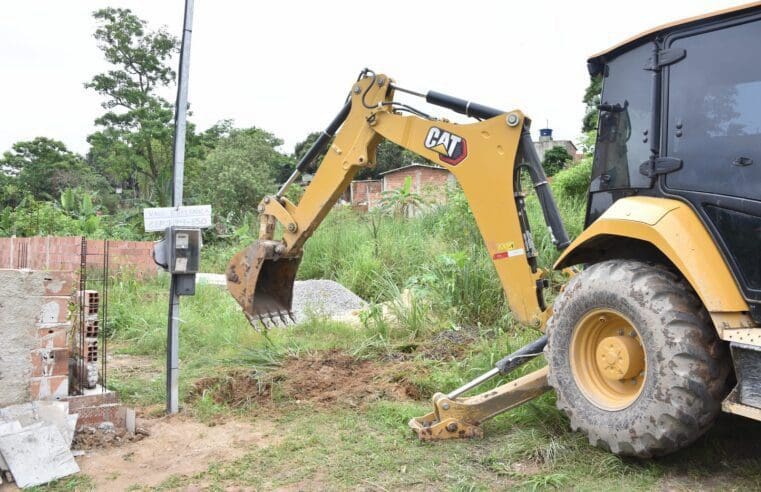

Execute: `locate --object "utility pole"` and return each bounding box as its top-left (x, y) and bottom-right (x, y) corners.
top-left (166, 0), bottom-right (194, 415)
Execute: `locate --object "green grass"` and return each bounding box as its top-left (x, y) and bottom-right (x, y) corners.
top-left (66, 162), bottom-right (761, 490)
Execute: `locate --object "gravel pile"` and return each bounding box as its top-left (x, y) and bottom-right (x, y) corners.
top-left (291, 279), bottom-right (366, 323)
top-left (196, 274), bottom-right (366, 324)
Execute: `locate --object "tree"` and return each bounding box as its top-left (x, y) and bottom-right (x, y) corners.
top-left (85, 7), bottom-right (178, 205)
top-left (0, 137), bottom-right (94, 200)
top-left (542, 146), bottom-right (572, 177)
top-left (196, 128), bottom-right (290, 220)
top-left (293, 131), bottom-right (324, 175)
top-left (582, 74), bottom-right (603, 133)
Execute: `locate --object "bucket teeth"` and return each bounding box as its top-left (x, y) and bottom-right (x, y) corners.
top-left (245, 310), bottom-right (297, 329)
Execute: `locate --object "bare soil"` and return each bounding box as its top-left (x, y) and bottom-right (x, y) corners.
top-left (76, 414), bottom-right (279, 491)
top-left (192, 349), bottom-right (422, 408)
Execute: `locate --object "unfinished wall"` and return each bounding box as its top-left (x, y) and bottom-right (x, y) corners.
top-left (0, 270), bottom-right (75, 406)
top-left (0, 237), bottom-right (157, 277)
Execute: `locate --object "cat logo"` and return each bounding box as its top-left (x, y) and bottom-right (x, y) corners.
top-left (424, 127), bottom-right (468, 165)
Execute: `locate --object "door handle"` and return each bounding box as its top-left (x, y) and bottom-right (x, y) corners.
top-left (733, 156), bottom-right (754, 167)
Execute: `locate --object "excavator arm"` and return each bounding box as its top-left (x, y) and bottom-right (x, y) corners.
top-left (226, 70), bottom-right (570, 438)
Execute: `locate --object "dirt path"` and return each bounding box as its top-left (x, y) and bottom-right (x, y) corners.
top-left (76, 415), bottom-right (279, 491)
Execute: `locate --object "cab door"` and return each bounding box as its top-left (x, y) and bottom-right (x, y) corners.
top-left (663, 14), bottom-right (761, 316)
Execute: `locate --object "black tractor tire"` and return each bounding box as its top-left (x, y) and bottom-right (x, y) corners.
top-left (546, 259), bottom-right (731, 458)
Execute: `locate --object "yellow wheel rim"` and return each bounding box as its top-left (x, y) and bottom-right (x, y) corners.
top-left (570, 309), bottom-right (646, 411)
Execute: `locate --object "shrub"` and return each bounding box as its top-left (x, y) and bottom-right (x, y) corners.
top-left (553, 157), bottom-right (592, 201)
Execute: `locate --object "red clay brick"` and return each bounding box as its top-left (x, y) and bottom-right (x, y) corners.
top-left (75, 403), bottom-right (126, 429)
top-left (30, 348), bottom-right (69, 377)
top-left (37, 324), bottom-right (70, 350)
top-left (64, 391), bottom-right (119, 412)
top-left (43, 270), bottom-right (77, 296)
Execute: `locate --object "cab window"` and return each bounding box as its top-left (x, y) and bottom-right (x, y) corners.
top-left (592, 43), bottom-right (653, 190)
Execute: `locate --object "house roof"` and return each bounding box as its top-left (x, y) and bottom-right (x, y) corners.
top-left (588, 1), bottom-right (761, 65)
top-left (378, 163), bottom-right (447, 177)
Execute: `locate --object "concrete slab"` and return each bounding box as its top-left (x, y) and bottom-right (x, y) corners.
top-left (0, 424), bottom-right (79, 488)
top-left (0, 421), bottom-right (22, 472)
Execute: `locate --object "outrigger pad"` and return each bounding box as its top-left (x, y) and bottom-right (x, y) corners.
top-left (226, 240), bottom-right (301, 326)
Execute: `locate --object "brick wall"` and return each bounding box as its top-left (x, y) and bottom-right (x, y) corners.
top-left (350, 180), bottom-right (383, 211)
top-left (382, 166), bottom-right (453, 206)
top-left (0, 236), bottom-right (157, 277)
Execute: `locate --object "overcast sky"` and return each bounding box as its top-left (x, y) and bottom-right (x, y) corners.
top-left (0, 0), bottom-right (747, 156)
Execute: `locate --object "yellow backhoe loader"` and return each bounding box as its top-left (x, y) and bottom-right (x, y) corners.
top-left (227, 2), bottom-right (761, 457)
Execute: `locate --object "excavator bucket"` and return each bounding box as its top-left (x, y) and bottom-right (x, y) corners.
top-left (226, 240), bottom-right (301, 327)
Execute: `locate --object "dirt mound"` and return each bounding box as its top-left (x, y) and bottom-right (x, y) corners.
top-left (192, 350), bottom-right (421, 408)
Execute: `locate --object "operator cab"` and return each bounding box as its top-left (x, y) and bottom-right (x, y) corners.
top-left (586, 1), bottom-right (761, 320)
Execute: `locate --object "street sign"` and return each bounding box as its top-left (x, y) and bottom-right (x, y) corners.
top-left (143, 205), bottom-right (212, 232)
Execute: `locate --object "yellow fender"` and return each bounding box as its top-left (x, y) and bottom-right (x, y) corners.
top-left (554, 197), bottom-right (748, 318)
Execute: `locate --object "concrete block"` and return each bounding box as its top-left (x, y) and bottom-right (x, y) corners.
top-left (30, 375), bottom-right (68, 401)
top-left (0, 423), bottom-right (79, 488)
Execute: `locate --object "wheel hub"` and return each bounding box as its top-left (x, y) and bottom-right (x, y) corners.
top-left (570, 309), bottom-right (647, 410)
top-left (595, 336), bottom-right (645, 380)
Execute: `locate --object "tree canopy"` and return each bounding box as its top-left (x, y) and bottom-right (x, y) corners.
top-left (85, 7), bottom-right (179, 206)
top-left (195, 128), bottom-right (292, 221)
top-left (0, 137), bottom-right (97, 203)
top-left (542, 146), bottom-right (573, 177)
top-left (582, 74), bottom-right (602, 133)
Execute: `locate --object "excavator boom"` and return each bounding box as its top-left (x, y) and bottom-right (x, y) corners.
top-left (226, 70), bottom-right (569, 438)
top-left (227, 70), bottom-right (568, 327)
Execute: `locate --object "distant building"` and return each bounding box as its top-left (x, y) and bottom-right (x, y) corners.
top-left (533, 128), bottom-right (581, 162)
top-left (349, 163), bottom-right (454, 212)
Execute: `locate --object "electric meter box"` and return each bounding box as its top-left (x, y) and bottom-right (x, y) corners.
top-left (167, 227), bottom-right (201, 273)
top-left (152, 227), bottom-right (201, 274)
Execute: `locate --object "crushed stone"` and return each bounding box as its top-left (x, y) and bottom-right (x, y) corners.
top-left (290, 279), bottom-right (366, 323)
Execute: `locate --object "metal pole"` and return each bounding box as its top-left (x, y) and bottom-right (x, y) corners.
top-left (172, 0), bottom-right (193, 207)
top-left (166, 0), bottom-right (194, 415)
top-left (166, 276), bottom-right (180, 413)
